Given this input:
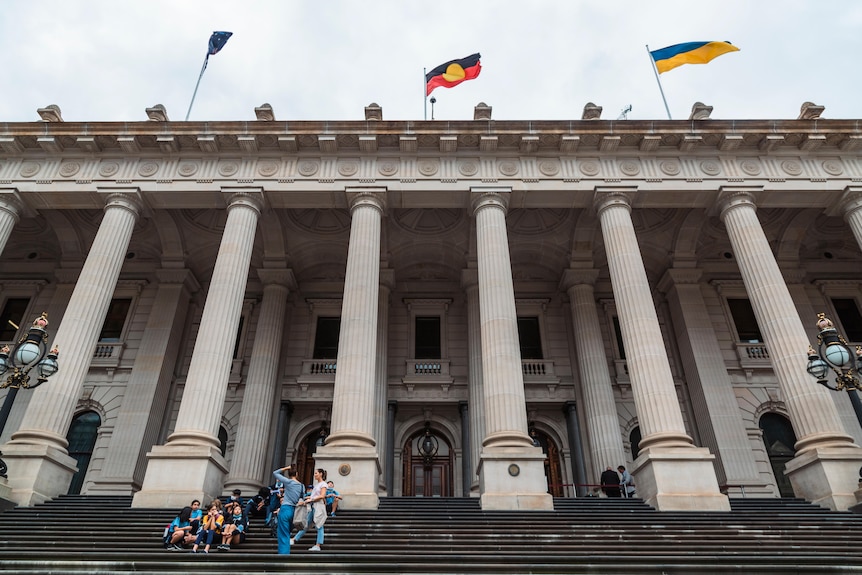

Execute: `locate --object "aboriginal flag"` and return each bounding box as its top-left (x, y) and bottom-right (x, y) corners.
top-left (425, 53), bottom-right (482, 96)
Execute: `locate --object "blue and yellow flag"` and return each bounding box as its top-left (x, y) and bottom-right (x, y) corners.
top-left (650, 41), bottom-right (739, 74)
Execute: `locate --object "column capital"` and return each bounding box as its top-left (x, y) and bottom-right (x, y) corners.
top-left (380, 267), bottom-right (395, 291)
top-left (346, 187), bottom-right (386, 214)
top-left (470, 186), bottom-right (511, 216)
top-left (837, 186), bottom-right (862, 220)
top-left (223, 187), bottom-right (265, 214)
top-left (461, 268), bottom-right (479, 290)
top-left (657, 268), bottom-right (704, 293)
top-left (560, 268), bottom-right (600, 292)
top-left (593, 186), bottom-right (637, 216)
top-left (0, 188), bottom-right (29, 220)
top-left (716, 186), bottom-right (763, 220)
top-left (155, 268), bottom-right (201, 293)
top-left (97, 187), bottom-right (144, 217)
top-left (257, 268), bottom-right (297, 290)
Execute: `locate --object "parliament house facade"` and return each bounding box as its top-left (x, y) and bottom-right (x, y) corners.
top-left (1, 101), bottom-right (862, 512)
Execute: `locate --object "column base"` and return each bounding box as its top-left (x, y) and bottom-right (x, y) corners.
top-left (633, 446), bottom-right (730, 512)
top-left (312, 444), bottom-right (380, 510)
top-left (86, 478), bottom-right (141, 496)
top-left (132, 444), bottom-right (228, 508)
top-left (784, 445), bottom-right (862, 511)
top-left (478, 447), bottom-right (553, 510)
top-left (0, 443), bottom-right (78, 506)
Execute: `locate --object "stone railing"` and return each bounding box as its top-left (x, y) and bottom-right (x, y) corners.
top-left (302, 360), bottom-right (337, 375)
top-left (522, 359), bottom-right (555, 377)
top-left (734, 342), bottom-right (771, 369)
top-left (405, 360), bottom-right (451, 376)
top-left (91, 341), bottom-right (124, 367)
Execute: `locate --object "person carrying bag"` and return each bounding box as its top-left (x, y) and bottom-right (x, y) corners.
top-left (272, 465), bottom-right (304, 555)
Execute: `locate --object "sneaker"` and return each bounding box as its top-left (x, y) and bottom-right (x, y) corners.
top-left (169, 544), bottom-right (183, 551)
top-left (308, 545), bottom-right (321, 552)
top-left (191, 549), bottom-right (198, 554)
top-left (222, 544), bottom-right (231, 551)
top-left (289, 538), bottom-right (294, 546)
top-left (330, 512), bottom-right (336, 517)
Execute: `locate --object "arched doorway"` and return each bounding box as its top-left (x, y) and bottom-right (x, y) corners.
top-left (296, 426), bottom-right (328, 489)
top-left (630, 426), bottom-right (642, 460)
top-left (402, 424), bottom-right (453, 497)
top-left (759, 412), bottom-right (797, 497)
top-left (66, 411), bottom-right (101, 494)
top-left (530, 428), bottom-right (564, 497)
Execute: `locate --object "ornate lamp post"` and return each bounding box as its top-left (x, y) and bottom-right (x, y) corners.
top-left (805, 313), bottom-right (862, 429)
top-left (0, 312), bottom-right (60, 477)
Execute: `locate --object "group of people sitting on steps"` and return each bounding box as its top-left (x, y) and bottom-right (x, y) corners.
top-left (163, 468), bottom-right (343, 555)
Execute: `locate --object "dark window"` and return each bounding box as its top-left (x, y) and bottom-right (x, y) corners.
top-left (612, 316), bottom-right (626, 360)
top-left (0, 298), bottom-right (30, 342)
top-left (517, 317), bottom-right (543, 360)
top-left (629, 426), bottom-right (641, 460)
top-left (832, 298), bottom-right (862, 342)
top-left (312, 317), bottom-right (341, 359)
top-left (98, 298), bottom-right (132, 342)
top-left (727, 298), bottom-right (763, 343)
top-left (232, 315), bottom-right (245, 359)
top-left (218, 426), bottom-right (228, 457)
top-left (415, 316), bottom-right (441, 359)
top-left (66, 411), bottom-right (101, 495)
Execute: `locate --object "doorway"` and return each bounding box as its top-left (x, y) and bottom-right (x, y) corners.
top-left (402, 424), bottom-right (453, 497)
top-left (530, 428), bottom-right (565, 497)
top-left (759, 412), bottom-right (797, 497)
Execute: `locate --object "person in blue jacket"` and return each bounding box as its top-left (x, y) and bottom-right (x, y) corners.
top-left (272, 464), bottom-right (304, 555)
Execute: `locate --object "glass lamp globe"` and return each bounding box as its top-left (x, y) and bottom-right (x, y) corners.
top-left (824, 343), bottom-right (852, 369)
top-left (806, 356), bottom-right (829, 380)
top-left (37, 355), bottom-right (58, 378)
top-left (14, 341), bottom-right (41, 368)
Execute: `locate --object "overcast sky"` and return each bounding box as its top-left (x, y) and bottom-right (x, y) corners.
top-left (2, 1), bottom-right (860, 124)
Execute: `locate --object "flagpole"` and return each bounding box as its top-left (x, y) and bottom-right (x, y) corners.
top-left (646, 45), bottom-right (672, 120)
top-left (185, 54), bottom-right (210, 121)
top-left (423, 68), bottom-right (427, 120)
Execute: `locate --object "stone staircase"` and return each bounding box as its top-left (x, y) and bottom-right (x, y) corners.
top-left (0, 494), bottom-right (861, 573)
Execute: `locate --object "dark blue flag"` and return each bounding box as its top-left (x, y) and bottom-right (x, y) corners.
top-left (207, 31), bottom-right (233, 56)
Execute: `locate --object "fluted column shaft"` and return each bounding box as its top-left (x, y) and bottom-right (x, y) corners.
top-left (11, 192), bottom-right (140, 450)
top-left (374, 271), bottom-right (393, 485)
top-left (226, 269), bottom-right (292, 490)
top-left (94, 269), bottom-right (197, 492)
top-left (562, 270), bottom-right (627, 474)
top-left (0, 193), bottom-right (23, 257)
top-left (842, 191), bottom-right (862, 254)
top-left (461, 269), bottom-right (484, 491)
top-left (719, 191), bottom-right (853, 451)
top-left (596, 192), bottom-right (692, 450)
top-left (168, 192), bottom-right (262, 448)
top-left (472, 191), bottom-right (531, 449)
top-left (327, 192), bottom-right (384, 448)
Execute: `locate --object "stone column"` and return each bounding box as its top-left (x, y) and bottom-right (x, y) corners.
top-left (90, 269), bottom-right (199, 495)
top-left (3, 191), bottom-right (142, 505)
top-left (270, 401), bottom-right (293, 468)
top-left (385, 400), bottom-right (396, 495)
top-left (133, 189), bottom-right (263, 508)
top-left (719, 188), bottom-right (862, 510)
top-left (0, 191), bottom-right (24, 257)
top-left (374, 269), bottom-right (393, 494)
top-left (313, 189), bottom-right (385, 509)
top-left (561, 269), bottom-right (626, 479)
top-left (471, 188), bottom-right (552, 510)
top-left (659, 268), bottom-right (771, 496)
top-left (595, 189), bottom-right (727, 511)
top-left (459, 400), bottom-right (471, 496)
top-left (461, 268), bottom-right (484, 495)
top-left (563, 401), bottom-right (588, 497)
top-left (225, 268), bottom-right (295, 493)
top-left (840, 188), bottom-right (862, 251)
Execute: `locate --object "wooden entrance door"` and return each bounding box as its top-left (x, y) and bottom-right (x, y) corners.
top-left (402, 427), bottom-right (453, 497)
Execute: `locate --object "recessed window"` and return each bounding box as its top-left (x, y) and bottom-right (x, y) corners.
top-left (831, 298), bottom-right (862, 342)
top-left (612, 316), bottom-right (626, 360)
top-left (415, 316), bottom-right (441, 359)
top-left (0, 298), bottom-right (30, 342)
top-left (727, 298), bottom-right (763, 343)
top-left (312, 317), bottom-right (341, 359)
top-left (517, 317), bottom-right (543, 360)
top-left (98, 298), bottom-right (132, 342)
